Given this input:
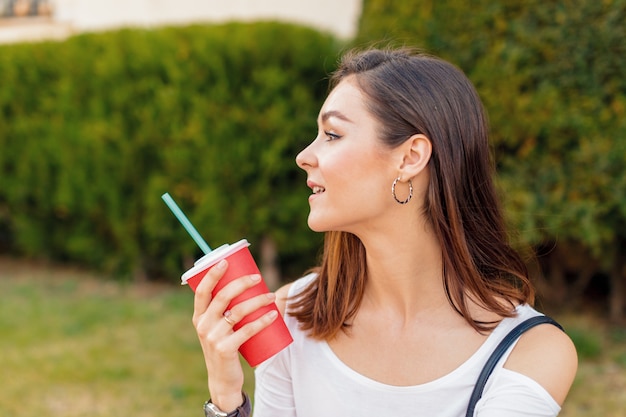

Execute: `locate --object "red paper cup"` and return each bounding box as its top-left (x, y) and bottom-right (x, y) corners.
top-left (181, 239), bottom-right (293, 367)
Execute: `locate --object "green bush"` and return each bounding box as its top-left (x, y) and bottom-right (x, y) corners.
top-left (0, 22), bottom-right (341, 280)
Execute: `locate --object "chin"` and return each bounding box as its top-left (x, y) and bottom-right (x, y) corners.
top-left (307, 221), bottom-right (327, 233)
top-left (306, 216), bottom-right (332, 233)
top-left (308, 219), bottom-right (353, 235)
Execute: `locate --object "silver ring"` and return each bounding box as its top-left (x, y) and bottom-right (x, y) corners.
top-left (223, 310), bottom-right (236, 326)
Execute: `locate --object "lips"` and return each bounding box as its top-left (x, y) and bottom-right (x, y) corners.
top-left (307, 180), bottom-right (325, 196)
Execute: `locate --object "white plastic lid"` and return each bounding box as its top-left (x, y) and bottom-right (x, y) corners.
top-left (181, 239), bottom-right (250, 284)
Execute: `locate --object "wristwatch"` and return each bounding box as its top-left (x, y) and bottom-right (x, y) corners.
top-left (203, 392), bottom-right (251, 417)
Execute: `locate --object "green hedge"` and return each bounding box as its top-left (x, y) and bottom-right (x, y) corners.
top-left (0, 22), bottom-right (341, 280)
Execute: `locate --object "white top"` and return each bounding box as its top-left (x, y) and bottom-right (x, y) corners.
top-left (254, 274), bottom-right (561, 417)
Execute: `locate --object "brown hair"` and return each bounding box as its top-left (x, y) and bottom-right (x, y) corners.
top-left (290, 47), bottom-right (534, 339)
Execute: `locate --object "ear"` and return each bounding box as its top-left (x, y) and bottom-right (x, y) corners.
top-left (397, 134), bottom-right (432, 179)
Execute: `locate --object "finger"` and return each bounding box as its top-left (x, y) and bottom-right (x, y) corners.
top-left (208, 273), bottom-right (263, 315)
top-left (193, 259), bottom-right (228, 320)
top-left (221, 292), bottom-right (277, 329)
top-left (227, 309), bottom-right (279, 349)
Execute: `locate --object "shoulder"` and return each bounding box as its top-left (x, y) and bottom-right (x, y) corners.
top-left (274, 272), bottom-right (318, 316)
top-left (504, 318), bottom-right (578, 405)
top-left (274, 283), bottom-right (293, 317)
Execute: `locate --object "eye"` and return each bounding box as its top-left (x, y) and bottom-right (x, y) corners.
top-left (324, 131), bottom-right (342, 141)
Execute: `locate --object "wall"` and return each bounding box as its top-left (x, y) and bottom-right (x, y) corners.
top-left (0, 0), bottom-right (361, 44)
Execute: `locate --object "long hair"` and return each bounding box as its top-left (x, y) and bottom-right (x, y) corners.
top-left (290, 47), bottom-right (534, 339)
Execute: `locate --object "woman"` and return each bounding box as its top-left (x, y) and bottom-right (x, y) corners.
top-left (192, 47), bottom-right (577, 416)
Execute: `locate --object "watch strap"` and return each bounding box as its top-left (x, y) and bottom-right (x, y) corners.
top-left (204, 392), bottom-right (251, 417)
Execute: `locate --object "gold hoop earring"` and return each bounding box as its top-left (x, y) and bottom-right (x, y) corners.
top-left (392, 177), bottom-right (413, 204)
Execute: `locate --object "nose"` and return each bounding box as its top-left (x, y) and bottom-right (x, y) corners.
top-left (296, 139), bottom-right (317, 170)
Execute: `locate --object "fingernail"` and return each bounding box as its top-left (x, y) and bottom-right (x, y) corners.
top-left (265, 292), bottom-right (276, 300)
top-left (249, 274), bottom-right (262, 282)
top-left (268, 310), bottom-right (278, 320)
top-left (216, 260), bottom-right (227, 270)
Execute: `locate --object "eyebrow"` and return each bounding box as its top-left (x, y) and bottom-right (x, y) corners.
top-left (319, 110), bottom-right (354, 124)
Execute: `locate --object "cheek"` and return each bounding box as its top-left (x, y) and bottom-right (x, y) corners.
top-left (317, 149), bottom-right (346, 179)
top-left (327, 153), bottom-right (389, 196)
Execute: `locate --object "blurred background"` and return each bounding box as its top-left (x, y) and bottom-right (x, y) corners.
top-left (0, 1), bottom-right (625, 416)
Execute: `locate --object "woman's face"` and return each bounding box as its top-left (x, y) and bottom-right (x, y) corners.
top-left (296, 76), bottom-right (400, 234)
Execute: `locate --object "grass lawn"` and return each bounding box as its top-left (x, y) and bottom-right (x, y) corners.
top-left (0, 257), bottom-right (254, 417)
top-left (1, 256), bottom-right (625, 416)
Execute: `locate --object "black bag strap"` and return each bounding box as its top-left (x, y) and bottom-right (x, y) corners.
top-left (465, 315), bottom-right (563, 417)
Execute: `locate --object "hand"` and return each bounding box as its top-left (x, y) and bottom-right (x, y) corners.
top-left (192, 259), bottom-right (278, 411)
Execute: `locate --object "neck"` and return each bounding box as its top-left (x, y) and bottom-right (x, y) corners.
top-left (355, 217), bottom-right (450, 318)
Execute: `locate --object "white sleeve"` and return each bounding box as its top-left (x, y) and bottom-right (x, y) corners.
top-left (253, 339), bottom-right (296, 417)
top-left (253, 274), bottom-right (316, 417)
top-left (475, 368), bottom-right (561, 417)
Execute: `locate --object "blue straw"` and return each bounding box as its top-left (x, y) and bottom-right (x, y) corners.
top-left (161, 193), bottom-right (212, 254)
